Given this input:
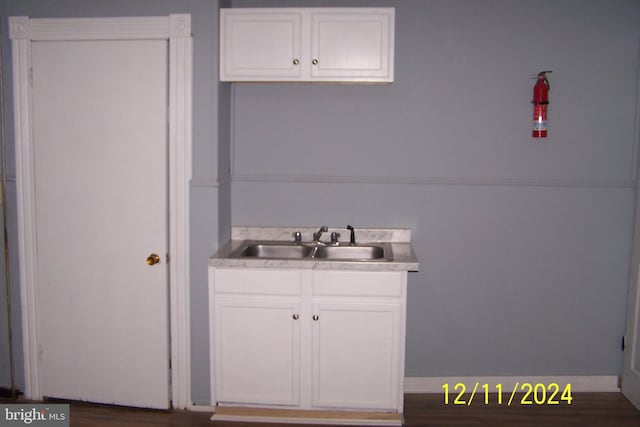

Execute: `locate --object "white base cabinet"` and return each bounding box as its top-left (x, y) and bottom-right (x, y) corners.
top-left (209, 268), bottom-right (407, 414)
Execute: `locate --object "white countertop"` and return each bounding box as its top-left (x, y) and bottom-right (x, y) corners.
top-left (210, 226), bottom-right (419, 272)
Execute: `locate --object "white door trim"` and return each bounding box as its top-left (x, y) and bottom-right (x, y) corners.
top-left (9, 15), bottom-right (193, 409)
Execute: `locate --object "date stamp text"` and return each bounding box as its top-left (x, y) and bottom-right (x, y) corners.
top-left (442, 382), bottom-right (573, 406)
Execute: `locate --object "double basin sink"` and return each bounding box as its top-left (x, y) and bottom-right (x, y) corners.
top-left (230, 240), bottom-right (392, 262)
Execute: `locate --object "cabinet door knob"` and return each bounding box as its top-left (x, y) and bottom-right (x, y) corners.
top-left (312, 58), bottom-right (318, 65)
top-left (312, 314), bottom-right (319, 321)
top-left (292, 313), bottom-right (299, 320)
top-left (292, 58), bottom-right (299, 65)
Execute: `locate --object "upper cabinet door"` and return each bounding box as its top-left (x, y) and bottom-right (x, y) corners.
top-left (220, 9), bottom-right (303, 81)
top-left (220, 8), bottom-right (394, 83)
top-left (310, 10), bottom-right (394, 82)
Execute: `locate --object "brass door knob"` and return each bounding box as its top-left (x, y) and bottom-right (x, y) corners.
top-left (146, 253), bottom-right (160, 266)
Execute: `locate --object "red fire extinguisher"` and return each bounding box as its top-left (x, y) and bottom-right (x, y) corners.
top-left (532, 70), bottom-right (551, 138)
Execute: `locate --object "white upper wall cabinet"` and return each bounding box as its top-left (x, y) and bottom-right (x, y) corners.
top-left (220, 10), bottom-right (303, 80)
top-left (220, 8), bottom-right (394, 82)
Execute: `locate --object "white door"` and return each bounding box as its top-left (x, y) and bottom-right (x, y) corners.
top-left (311, 301), bottom-right (402, 410)
top-left (214, 296), bottom-right (301, 406)
top-left (622, 185), bottom-right (640, 408)
top-left (310, 10), bottom-right (394, 81)
top-left (220, 9), bottom-right (303, 81)
top-left (30, 39), bottom-right (170, 408)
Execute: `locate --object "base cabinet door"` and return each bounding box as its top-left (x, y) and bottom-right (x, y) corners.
top-left (311, 301), bottom-right (402, 410)
top-left (213, 296), bottom-right (301, 406)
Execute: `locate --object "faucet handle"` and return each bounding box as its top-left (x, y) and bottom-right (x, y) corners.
top-left (331, 232), bottom-right (340, 244)
top-left (293, 231), bottom-right (302, 243)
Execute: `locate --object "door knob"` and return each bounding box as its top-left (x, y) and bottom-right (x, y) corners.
top-left (146, 253), bottom-right (160, 266)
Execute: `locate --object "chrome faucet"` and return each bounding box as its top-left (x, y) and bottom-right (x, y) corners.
top-left (313, 226), bottom-right (328, 243)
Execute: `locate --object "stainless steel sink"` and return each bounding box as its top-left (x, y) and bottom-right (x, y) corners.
top-left (235, 242), bottom-right (314, 259)
top-left (229, 240), bottom-right (392, 261)
top-left (314, 245), bottom-right (389, 260)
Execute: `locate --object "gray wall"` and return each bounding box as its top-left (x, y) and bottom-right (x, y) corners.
top-left (230, 0), bottom-right (640, 376)
top-left (0, 0), bottom-right (638, 408)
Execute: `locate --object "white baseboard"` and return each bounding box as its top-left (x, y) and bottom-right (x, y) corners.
top-left (404, 376), bottom-right (620, 393)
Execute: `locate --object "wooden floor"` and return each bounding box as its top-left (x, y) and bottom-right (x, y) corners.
top-left (2, 393), bottom-right (640, 426)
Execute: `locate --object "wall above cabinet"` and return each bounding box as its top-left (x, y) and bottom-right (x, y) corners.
top-left (219, 8), bottom-right (395, 83)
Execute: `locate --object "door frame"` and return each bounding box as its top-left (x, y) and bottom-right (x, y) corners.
top-left (9, 15), bottom-right (193, 408)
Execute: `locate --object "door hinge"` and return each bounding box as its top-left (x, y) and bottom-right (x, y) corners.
top-left (622, 335), bottom-right (626, 351)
